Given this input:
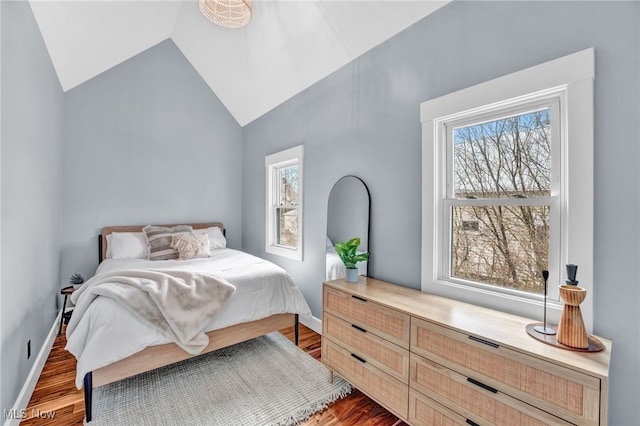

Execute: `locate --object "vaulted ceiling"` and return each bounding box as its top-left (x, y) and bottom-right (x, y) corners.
top-left (30, 1), bottom-right (449, 126)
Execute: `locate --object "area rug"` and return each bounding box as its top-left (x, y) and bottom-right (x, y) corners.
top-left (89, 332), bottom-right (351, 426)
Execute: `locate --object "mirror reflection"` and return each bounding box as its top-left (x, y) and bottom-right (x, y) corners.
top-left (326, 176), bottom-right (370, 280)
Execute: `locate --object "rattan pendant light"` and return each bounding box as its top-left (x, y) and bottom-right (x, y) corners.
top-left (199, 0), bottom-right (252, 29)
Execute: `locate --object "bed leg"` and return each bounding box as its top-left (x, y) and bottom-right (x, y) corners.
top-left (84, 372), bottom-right (93, 423)
top-left (294, 314), bottom-right (299, 346)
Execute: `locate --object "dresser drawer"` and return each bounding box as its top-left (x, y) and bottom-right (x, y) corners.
top-left (323, 338), bottom-right (408, 420)
top-left (410, 353), bottom-right (572, 426)
top-left (411, 318), bottom-right (600, 425)
top-left (324, 286), bottom-right (410, 348)
top-left (324, 313), bottom-right (409, 383)
top-left (409, 389), bottom-right (469, 426)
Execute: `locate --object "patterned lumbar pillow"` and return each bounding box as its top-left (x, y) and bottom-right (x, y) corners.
top-left (143, 225), bottom-right (193, 260)
top-left (170, 233), bottom-right (211, 260)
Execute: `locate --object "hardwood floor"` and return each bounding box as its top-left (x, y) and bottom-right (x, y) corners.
top-left (22, 323), bottom-right (407, 425)
top-left (21, 329), bottom-right (84, 426)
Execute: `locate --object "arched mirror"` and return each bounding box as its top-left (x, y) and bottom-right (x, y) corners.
top-left (326, 176), bottom-right (370, 280)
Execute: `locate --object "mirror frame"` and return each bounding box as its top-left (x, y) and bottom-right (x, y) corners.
top-left (326, 175), bottom-right (372, 277)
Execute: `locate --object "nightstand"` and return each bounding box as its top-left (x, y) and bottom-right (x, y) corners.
top-left (58, 286), bottom-right (76, 334)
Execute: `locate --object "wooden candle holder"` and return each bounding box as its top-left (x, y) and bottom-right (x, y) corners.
top-left (556, 285), bottom-right (588, 349)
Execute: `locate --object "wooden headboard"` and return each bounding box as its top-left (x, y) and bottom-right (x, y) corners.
top-left (99, 222), bottom-right (225, 262)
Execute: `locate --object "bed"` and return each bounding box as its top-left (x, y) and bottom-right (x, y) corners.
top-left (65, 222), bottom-right (311, 422)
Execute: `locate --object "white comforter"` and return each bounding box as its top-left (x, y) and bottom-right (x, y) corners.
top-left (66, 249), bottom-right (311, 388)
top-left (67, 269), bottom-right (236, 355)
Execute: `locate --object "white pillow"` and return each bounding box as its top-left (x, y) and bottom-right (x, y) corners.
top-left (196, 226), bottom-right (227, 251)
top-left (106, 232), bottom-right (149, 259)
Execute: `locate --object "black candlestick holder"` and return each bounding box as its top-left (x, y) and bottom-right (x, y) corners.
top-left (533, 270), bottom-right (556, 335)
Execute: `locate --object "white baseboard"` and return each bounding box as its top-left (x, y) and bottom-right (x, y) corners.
top-left (300, 314), bottom-right (322, 335)
top-left (4, 311), bottom-right (61, 426)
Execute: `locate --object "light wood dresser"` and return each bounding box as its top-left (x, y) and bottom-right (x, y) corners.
top-left (322, 277), bottom-right (612, 426)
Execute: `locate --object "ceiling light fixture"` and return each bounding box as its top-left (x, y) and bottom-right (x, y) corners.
top-left (199, 0), bottom-right (252, 29)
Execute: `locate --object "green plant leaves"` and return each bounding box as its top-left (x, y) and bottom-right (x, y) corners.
top-left (334, 237), bottom-right (369, 269)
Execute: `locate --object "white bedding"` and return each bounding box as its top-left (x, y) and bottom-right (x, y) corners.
top-left (66, 248), bottom-right (311, 388)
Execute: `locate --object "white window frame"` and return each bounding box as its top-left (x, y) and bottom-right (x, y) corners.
top-left (421, 48), bottom-right (594, 330)
top-left (265, 145), bottom-right (304, 261)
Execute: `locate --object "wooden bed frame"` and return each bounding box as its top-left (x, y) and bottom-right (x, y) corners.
top-left (83, 223), bottom-right (299, 422)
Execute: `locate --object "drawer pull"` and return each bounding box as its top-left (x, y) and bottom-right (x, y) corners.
top-left (465, 419), bottom-right (480, 426)
top-left (351, 353), bottom-right (367, 364)
top-left (351, 324), bottom-right (367, 333)
top-left (351, 295), bottom-right (367, 302)
top-left (468, 335), bottom-right (499, 348)
top-left (467, 377), bottom-right (498, 394)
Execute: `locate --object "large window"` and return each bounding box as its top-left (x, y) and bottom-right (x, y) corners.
top-left (421, 49), bottom-right (594, 329)
top-left (265, 145), bottom-right (304, 260)
top-left (447, 102), bottom-right (558, 295)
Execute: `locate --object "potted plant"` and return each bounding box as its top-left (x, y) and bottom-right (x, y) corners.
top-left (334, 237), bottom-right (370, 283)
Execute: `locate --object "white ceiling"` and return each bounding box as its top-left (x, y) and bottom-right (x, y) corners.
top-left (29, 0), bottom-right (449, 126)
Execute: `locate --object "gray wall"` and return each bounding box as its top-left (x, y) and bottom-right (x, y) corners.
top-left (0, 1), bottom-right (64, 415)
top-left (242, 2), bottom-right (639, 424)
top-left (62, 39), bottom-right (243, 283)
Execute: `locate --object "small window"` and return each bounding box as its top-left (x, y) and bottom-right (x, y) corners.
top-left (265, 145), bottom-right (304, 260)
top-left (460, 220), bottom-right (479, 233)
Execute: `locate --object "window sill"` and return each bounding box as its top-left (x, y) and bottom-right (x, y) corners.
top-left (266, 245), bottom-right (302, 261)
